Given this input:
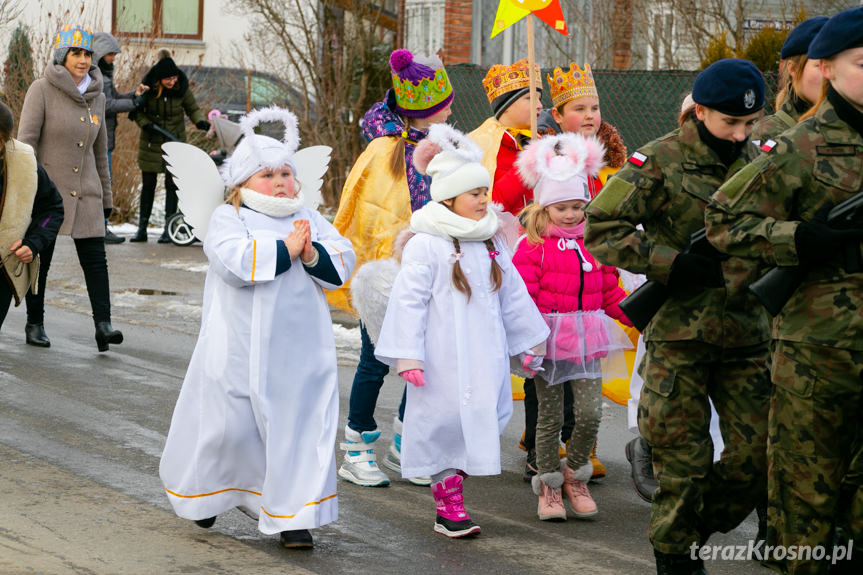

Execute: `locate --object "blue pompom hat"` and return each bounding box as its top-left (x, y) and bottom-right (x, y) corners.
top-left (692, 58), bottom-right (765, 116)
top-left (54, 25), bottom-right (94, 51)
top-left (808, 7), bottom-right (863, 60)
top-left (780, 17), bottom-right (828, 59)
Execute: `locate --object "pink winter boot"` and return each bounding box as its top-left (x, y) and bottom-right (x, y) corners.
top-left (531, 472), bottom-right (567, 521)
top-left (430, 474), bottom-right (481, 538)
top-left (562, 462), bottom-right (598, 518)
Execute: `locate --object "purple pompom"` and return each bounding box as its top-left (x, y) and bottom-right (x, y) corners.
top-left (390, 49), bottom-right (414, 73)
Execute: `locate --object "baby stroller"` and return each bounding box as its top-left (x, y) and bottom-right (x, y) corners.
top-left (166, 116), bottom-right (243, 245)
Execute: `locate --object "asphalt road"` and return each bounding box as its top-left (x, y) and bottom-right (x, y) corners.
top-left (0, 235), bottom-right (767, 574)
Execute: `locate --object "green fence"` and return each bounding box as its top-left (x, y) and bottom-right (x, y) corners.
top-left (447, 64), bottom-right (778, 151)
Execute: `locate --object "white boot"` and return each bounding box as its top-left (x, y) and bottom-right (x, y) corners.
top-left (381, 416), bottom-right (432, 486)
top-left (338, 426), bottom-right (390, 487)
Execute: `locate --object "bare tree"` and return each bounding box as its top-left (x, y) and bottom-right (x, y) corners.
top-left (227, 0), bottom-right (394, 207)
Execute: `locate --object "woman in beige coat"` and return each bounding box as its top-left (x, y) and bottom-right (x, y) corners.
top-left (17, 25), bottom-right (123, 352)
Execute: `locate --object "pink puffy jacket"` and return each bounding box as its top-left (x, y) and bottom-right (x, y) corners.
top-left (512, 224), bottom-right (631, 323)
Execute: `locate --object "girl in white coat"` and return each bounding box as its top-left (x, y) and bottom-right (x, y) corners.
top-left (374, 125), bottom-right (549, 538)
top-left (159, 108), bottom-right (355, 549)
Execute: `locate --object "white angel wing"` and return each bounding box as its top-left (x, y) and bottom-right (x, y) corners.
top-left (293, 145), bottom-right (332, 211)
top-left (162, 142), bottom-right (227, 242)
top-left (349, 258), bottom-right (400, 346)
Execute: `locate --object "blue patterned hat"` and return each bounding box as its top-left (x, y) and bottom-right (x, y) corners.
top-left (54, 25), bottom-right (94, 52)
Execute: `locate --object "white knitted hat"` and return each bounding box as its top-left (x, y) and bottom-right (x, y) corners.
top-left (413, 124), bottom-right (491, 202)
top-left (220, 106), bottom-right (299, 187)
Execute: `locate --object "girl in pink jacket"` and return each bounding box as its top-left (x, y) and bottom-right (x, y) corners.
top-left (512, 133), bottom-right (632, 521)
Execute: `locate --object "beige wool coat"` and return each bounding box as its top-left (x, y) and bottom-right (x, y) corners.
top-left (18, 63), bottom-right (111, 238)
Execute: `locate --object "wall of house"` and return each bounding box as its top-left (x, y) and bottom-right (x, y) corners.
top-left (0, 0), bottom-right (249, 69)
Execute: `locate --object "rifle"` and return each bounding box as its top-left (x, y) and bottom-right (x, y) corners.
top-left (146, 122), bottom-right (180, 143)
top-left (618, 228), bottom-right (728, 332)
top-left (749, 192), bottom-right (863, 316)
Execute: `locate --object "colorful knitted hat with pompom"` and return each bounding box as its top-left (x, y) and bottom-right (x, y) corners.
top-left (389, 49), bottom-right (454, 119)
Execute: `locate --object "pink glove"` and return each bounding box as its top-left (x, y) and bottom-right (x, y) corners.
top-left (400, 369), bottom-right (426, 387)
top-left (521, 354), bottom-right (545, 377)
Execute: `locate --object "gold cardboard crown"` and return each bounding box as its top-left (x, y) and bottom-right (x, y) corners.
top-left (482, 58), bottom-right (541, 103)
top-left (548, 63), bottom-right (598, 108)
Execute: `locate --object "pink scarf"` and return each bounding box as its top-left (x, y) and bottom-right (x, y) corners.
top-left (546, 220), bottom-right (586, 240)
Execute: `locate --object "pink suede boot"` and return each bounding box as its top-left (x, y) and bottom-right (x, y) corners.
top-left (562, 462), bottom-right (598, 518)
top-left (531, 472), bottom-right (567, 521)
top-left (430, 474), bottom-right (481, 538)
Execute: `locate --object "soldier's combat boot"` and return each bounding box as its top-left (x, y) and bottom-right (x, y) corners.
top-left (654, 549), bottom-right (708, 575)
top-left (626, 436), bottom-right (659, 502)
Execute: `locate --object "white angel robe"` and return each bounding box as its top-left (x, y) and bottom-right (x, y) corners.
top-left (160, 204), bottom-right (355, 534)
top-left (374, 233), bottom-right (549, 478)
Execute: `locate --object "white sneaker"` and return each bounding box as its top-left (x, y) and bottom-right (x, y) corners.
top-left (338, 426), bottom-right (390, 487)
top-left (381, 417), bottom-right (431, 486)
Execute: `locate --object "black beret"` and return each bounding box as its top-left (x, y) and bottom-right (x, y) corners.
top-left (780, 17), bottom-right (828, 59)
top-left (692, 59), bottom-right (765, 116)
top-left (808, 7), bottom-right (863, 59)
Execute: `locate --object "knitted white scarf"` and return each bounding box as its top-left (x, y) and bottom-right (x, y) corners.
top-left (240, 188), bottom-right (305, 218)
top-left (409, 201), bottom-right (499, 241)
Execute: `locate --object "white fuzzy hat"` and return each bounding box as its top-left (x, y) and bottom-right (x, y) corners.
top-left (220, 106), bottom-right (300, 187)
top-left (413, 124), bottom-right (491, 202)
top-left (517, 133), bottom-right (605, 207)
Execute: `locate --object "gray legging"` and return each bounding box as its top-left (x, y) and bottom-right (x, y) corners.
top-left (534, 375), bottom-right (602, 476)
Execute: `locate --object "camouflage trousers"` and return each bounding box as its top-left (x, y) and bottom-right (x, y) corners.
top-left (638, 340), bottom-right (770, 555)
top-left (765, 340), bottom-right (863, 575)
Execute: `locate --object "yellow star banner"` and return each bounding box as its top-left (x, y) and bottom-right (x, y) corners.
top-left (491, 0), bottom-right (568, 38)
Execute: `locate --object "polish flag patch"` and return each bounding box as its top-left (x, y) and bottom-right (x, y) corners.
top-left (760, 139), bottom-right (777, 152)
top-left (628, 151), bottom-right (648, 166)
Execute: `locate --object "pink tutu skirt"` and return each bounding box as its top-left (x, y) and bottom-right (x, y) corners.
top-left (513, 311), bottom-right (633, 386)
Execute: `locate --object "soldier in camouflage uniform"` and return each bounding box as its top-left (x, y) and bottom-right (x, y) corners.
top-left (749, 17), bottom-right (827, 147)
top-left (705, 9), bottom-right (863, 574)
top-left (585, 59), bottom-right (771, 575)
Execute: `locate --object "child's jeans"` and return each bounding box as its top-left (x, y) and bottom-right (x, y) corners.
top-left (535, 373), bottom-right (602, 475)
top-left (347, 322), bottom-right (407, 432)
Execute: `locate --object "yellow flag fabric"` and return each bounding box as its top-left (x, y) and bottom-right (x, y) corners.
top-left (491, 0), bottom-right (568, 38)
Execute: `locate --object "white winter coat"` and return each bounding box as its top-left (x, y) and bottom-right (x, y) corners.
top-left (375, 232), bottom-right (548, 477)
top-left (160, 204), bottom-right (355, 534)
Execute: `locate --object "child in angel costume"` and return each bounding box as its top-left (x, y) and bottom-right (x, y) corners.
top-left (158, 107), bottom-right (355, 549)
top-left (512, 133), bottom-right (632, 521)
top-left (373, 124), bottom-right (549, 538)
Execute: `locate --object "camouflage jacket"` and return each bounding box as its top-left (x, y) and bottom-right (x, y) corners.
top-left (749, 97), bottom-right (800, 147)
top-left (706, 96), bottom-right (863, 351)
top-left (584, 116), bottom-right (770, 346)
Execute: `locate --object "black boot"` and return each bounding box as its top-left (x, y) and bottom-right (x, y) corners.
top-left (194, 516), bottom-right (216, 529)
top-left (130, 227), bottom-right (148, 242)
top-left (626, 436), bottom-right (659, 502)
top-left (654, 549), bottom-right (708, 575)
top-left (157, 229), bottom-right (172, 244)
top-left (95, 321), bottom-right (123, 352)
top-left (25, 323), bottom-right (50, 347)
top-left (280, 529), bottom-right (313, 549)
top-left (104, 220), bottom-right (126, 244)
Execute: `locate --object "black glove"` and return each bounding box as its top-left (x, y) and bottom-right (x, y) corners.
top-left (795, 204), bottom-right (863, 264)
top-left (133, 93), bottom-right (147, 108)
top-left (666, 252), bottom-right (724, 290)
top-left (104, 208), bottom-right (113, 220)
top-left (142, 123), bottom-right (159, 135)
top-left (196, 120), bottom-right (211, 131)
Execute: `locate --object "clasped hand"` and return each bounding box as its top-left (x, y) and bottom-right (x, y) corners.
top-left (284, 219), bottom-right (315, 263)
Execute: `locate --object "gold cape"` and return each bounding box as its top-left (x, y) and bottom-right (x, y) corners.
top-left (326, 136), bottom-right (412, 315)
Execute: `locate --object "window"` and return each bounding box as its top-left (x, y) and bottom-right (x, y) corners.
top-left (404, 0), bottom-right (445, 56)
top-left (113, 0), bottom-right (204, 39)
